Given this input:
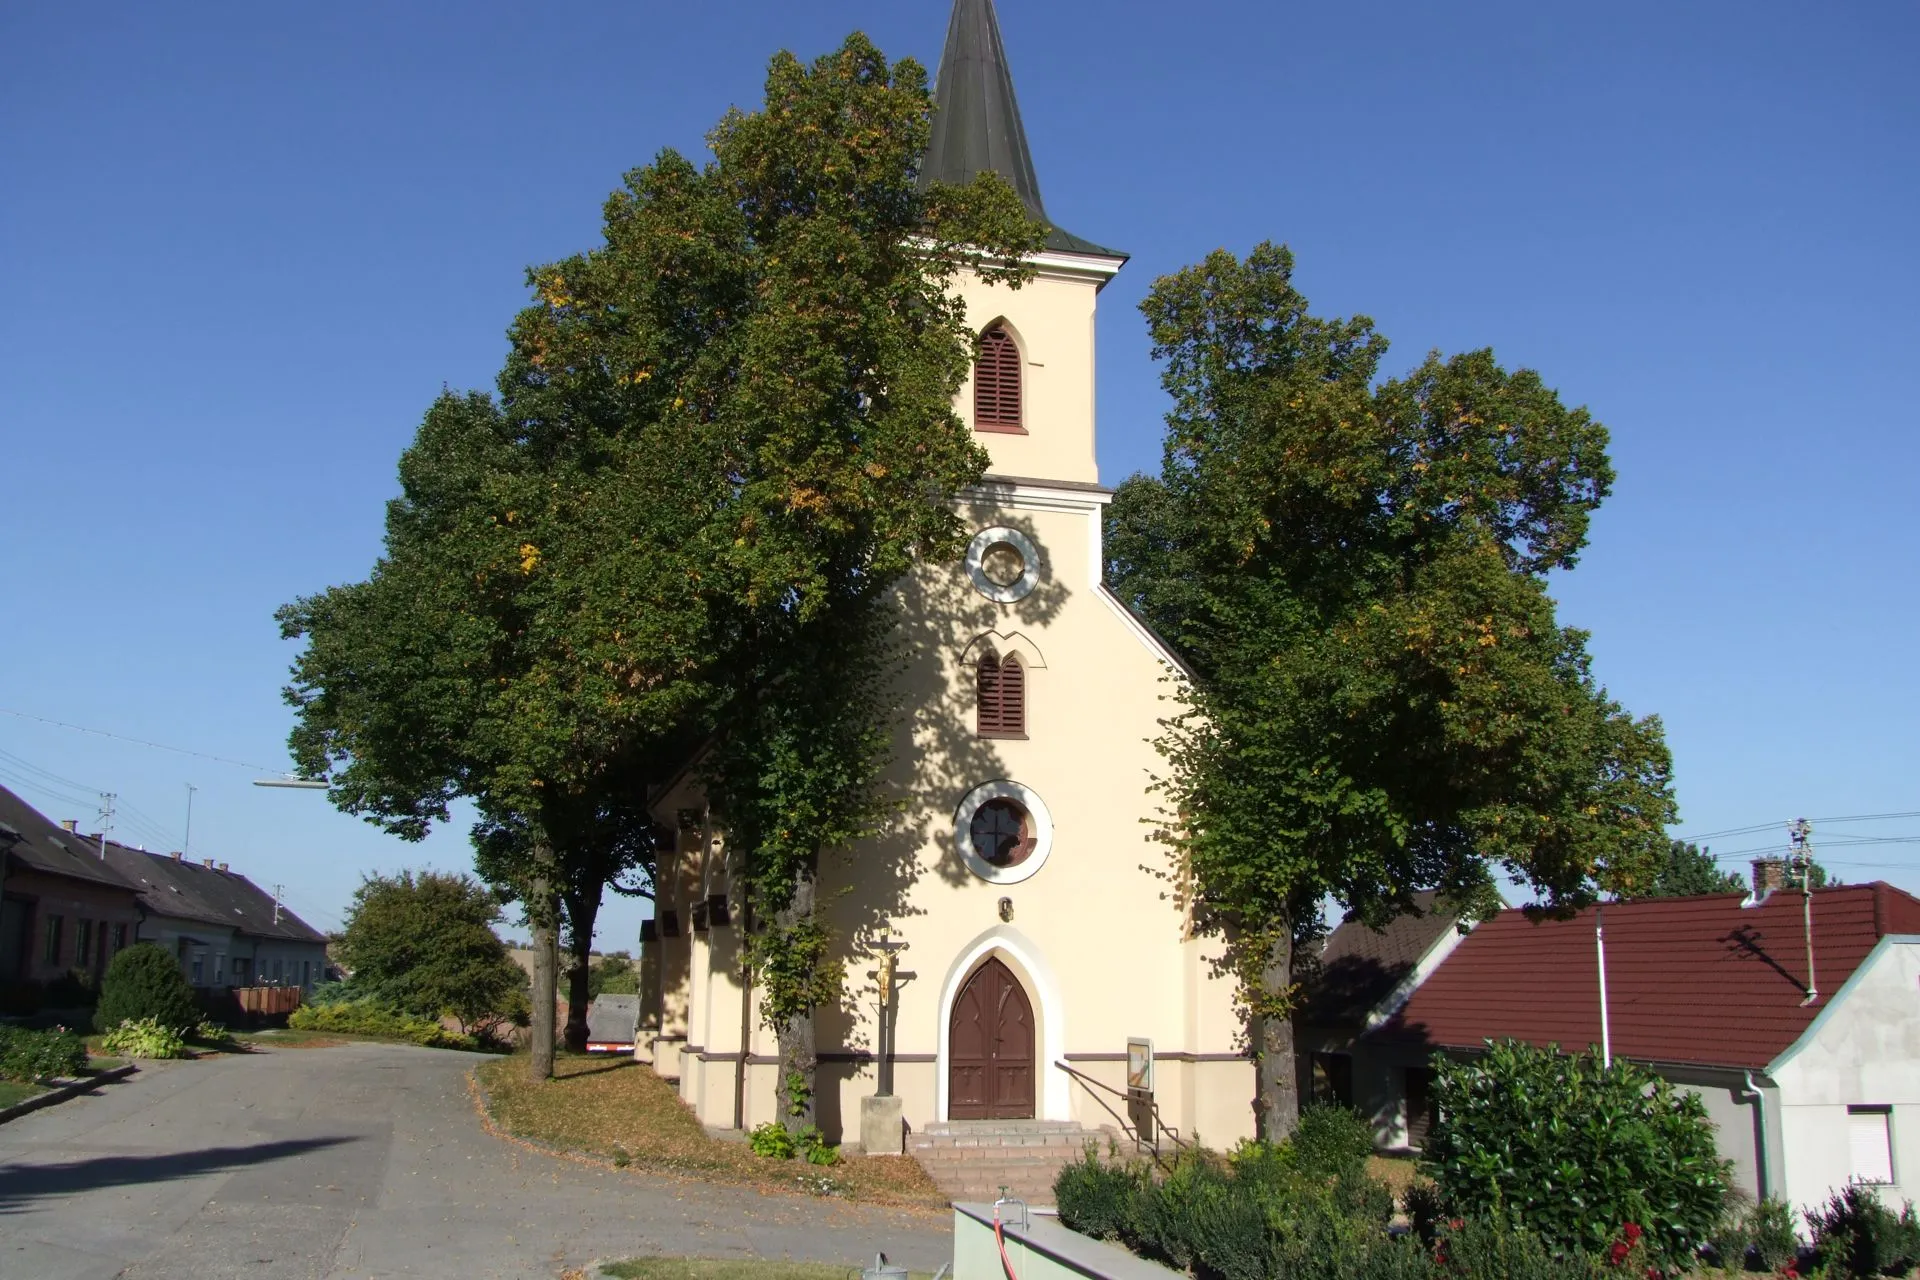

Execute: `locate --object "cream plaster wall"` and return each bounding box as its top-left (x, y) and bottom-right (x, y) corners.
top-left (641, 252), bottom-right (1252, 1146)
top-left (1771, 938), bottom-right (1920, 1215)
top-left (952, 262), bottom-right (1105, 485)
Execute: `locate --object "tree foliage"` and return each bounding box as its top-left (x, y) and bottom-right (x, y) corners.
top-left (279, 31), bottom-right (1041, 1108)
top-left (1643, 840), bottom-right (1744, 897)
top-left (1107, 244), bottom-right (1676, 1137)
top-left (332, 870), bottom-right (528, 1034)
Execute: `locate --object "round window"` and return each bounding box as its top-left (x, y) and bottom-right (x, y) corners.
top-left (969, 798), bottom-right (1034, 869)
top-left (953, 780), bottom-right (1053, 884)
top-left (965, 527), bottom-right (1041, 603)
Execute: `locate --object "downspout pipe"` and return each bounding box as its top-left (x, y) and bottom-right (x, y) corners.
top-left (1739, 1070), bottom-right (1771, 1201)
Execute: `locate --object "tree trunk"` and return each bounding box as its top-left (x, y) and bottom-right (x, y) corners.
top-left (1252, 926), bottom-right (1299, 1143)
top-left (563, 888), bottom-right (599, 1054)
top-left (529, 869), bottom-right (558, 1082)
top-left (773, 868), bottom-right (818, 1135)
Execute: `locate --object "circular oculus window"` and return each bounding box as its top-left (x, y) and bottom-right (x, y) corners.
top-left (965, 527), bottom-right (1040, 603)
top-left (953, 779), bottom-right (1053, 884)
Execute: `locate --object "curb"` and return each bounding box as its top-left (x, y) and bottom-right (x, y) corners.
top-left (0, 1063), bottom-right (139, 1125)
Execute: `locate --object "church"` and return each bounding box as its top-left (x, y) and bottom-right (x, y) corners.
top-left (637, 0), bottom-right (1254, 1160)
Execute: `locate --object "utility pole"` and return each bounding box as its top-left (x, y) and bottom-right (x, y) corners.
top-left (1789, 818), bottom-right (1818, 1004)
top-left (96, 793), bottom-right (116, 859)
top-left (183, 783), bottom-right (197, 857)
top-left (273, 884), bottom-right (284, 926)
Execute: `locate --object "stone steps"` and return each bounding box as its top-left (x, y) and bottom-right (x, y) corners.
top-left (906, 1121), bottom-right (1114, 1206)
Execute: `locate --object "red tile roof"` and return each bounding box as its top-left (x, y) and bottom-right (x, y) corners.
top-left (1370, 883), bottom-right (1920, 1070)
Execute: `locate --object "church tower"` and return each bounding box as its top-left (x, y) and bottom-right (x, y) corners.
top-left (919, 0), bottom-right (1127, 487)
top-left (642, 0), bottom-right (1251, 1173)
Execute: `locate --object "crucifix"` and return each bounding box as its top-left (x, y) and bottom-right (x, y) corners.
top-left (870, 931), bottom-right (910, 1098)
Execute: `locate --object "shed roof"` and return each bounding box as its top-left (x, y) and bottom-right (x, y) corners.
top-left (0, 784), bottom-right (142, 894)
top-left (1299, 891), bottom-right (1461, 1027)
top-left (1370, 883), bottom-right (1920, 1070)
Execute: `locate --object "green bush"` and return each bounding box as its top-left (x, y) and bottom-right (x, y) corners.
top-left (96, 943), bottom-right (200, 1035)
top-left (1421, 1039), bottom-right (1729, 1267)
top-left (286, 999), bottom-right (476, 1049)
top-left (1056, 1145), bottom-right (1148, 1242)
top-left (1710, 1196), bottom-right (1800, 1272)
top-left (0, 1025), bottom-right (87, 1081)
top-left (100, 1017), bottom-right (190, 1060)
top-left (1433, 1216), bottom-right (1606, 1280)
top-left (1290, 1103), bottom-right (1375, 1181)
top-left (748, 1121), bottom-right (796, 1159)
top-left (797, 1125), bottom-right (840, 1166)
top-left (1809, 1185), bottom-right (1920, 1278)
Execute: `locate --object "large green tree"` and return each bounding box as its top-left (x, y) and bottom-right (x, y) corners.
top-left (1107, 244), bottom-right (1677, 1140)
top-left (333, 869), bottom-right (528, 1036)
top-left (1644, 840), bottom-right (1744, 897)
top-left (283, 33), bottom-right (1040, 1112)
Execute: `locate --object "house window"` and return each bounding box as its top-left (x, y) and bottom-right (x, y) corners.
top-left (973, 323), bottom-right (1023, 433)
top-left (232, 956), bottom-right (251, 986)
top-left (273, 958), bottom-right (283, 982)
top-left (76, 919), bottom-right (94, 966)
top-left (1850, 1106), bottom-right (1895, 1185)
top-left (112, 923), bottom-right (128, 953)
top-left (42, 914), bottom-right (63, 966)
top-left (1311, 1052), bottom-right (1355, 1108)
top-left (190, 952), bottom-right (205, 986)
top-left (301, 960), bottom-right (311, 989)
top-left (214, 953), bottom-right (226, 984)
top-left (977, 654), bottom-right (1027, 738)
top-left (1405, 1066), bottom-right (1437, 1150)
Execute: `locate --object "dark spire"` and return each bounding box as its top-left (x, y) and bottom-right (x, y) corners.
top-left (919, 0), bottom-right (1123, 259)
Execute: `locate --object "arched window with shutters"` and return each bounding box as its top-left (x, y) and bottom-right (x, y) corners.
top-left (973, 323), bottom-right (1025, 434)
top-left (976, 653), bottom-right (1027, 738)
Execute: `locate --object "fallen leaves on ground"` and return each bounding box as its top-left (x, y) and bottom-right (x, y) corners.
top-left (474, 1054), bottom-right (945, 1209)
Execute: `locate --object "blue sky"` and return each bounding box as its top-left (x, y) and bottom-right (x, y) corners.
top-left (2, 1), bottom-right (1915, 948)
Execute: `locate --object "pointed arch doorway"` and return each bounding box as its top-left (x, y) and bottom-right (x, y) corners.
top-left (948, 956), bottom-right (1035, 1119)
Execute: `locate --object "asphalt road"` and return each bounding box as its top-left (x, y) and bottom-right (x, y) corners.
top-left (0, 1041), bottom-right (950, 1280)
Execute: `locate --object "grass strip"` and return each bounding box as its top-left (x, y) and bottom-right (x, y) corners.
top-left (600, 1260), bottom-right (933, 1280)
top-left (474, 1054), bottom-right (945, 1209)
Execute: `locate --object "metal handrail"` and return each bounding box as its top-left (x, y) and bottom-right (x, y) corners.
top-left (1054, 1060), bottom-right (1192, 1167)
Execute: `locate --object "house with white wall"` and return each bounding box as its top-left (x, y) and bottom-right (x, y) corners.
top-left (1357, 875), bottom-right (1920, 1219)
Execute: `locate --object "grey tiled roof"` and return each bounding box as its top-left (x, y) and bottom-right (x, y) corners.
top-left (101, 841), bottom-right (328, 945)
top-left (0, 784), bottom-right (140, 893)
top-left (1298, 891), bottom-right (1461, 1028)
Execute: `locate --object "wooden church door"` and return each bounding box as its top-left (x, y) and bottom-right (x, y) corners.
top-left (948, 956), bottom-right (1035, 1119)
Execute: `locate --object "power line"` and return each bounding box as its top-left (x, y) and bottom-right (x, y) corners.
top-left (1680, 810), bottom-right (1920, 842)
top-left (0, 709), bottom-right (276, 772)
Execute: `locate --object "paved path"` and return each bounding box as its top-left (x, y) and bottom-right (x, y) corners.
top-left (0, 1042), bottom-right (949, 1280)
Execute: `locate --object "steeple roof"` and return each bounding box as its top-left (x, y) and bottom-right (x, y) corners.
top-left (919, 0), bottom-right (1123, 260)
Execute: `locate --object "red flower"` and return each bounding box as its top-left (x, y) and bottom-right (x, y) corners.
top-left (1622, 1224), bottom-right (1643, 1244)
top-left (1609, 1243), bottom-right (1631, 1266)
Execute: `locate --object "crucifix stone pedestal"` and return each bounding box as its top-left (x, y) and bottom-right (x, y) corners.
top-left (859, 934), bottom-right (908, 1156)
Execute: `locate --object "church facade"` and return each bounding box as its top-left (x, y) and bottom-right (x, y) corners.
top-left (637, 0), bottom-right (1254, 1150)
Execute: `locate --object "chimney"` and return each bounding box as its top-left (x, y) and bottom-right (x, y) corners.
top-left (1752, 858), bottom-right (1789, 897)
top-left (202, 857), bottom-right (215, 868)
top-left (218, 862), bottom-right (229, 872)
top-left (170, 851), bottom-right (184, 862)
top-left (59, 819), bottom-right (78, 832)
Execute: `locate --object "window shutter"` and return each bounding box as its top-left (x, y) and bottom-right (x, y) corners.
top-left (1851, 1107), bottom-right (1894, 1184)
top-left (1000, 656), bottom-right (1025, 735)
top-left (974, 326), bottom-right (1023, 431)
top-left (977, 654), bottom-right (1002, 735)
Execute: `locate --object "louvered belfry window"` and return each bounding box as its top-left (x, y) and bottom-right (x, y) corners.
top-left (973, 324), bottom-right (1024, 433)
top-left (977, 653), bottom-right (1026, 738)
